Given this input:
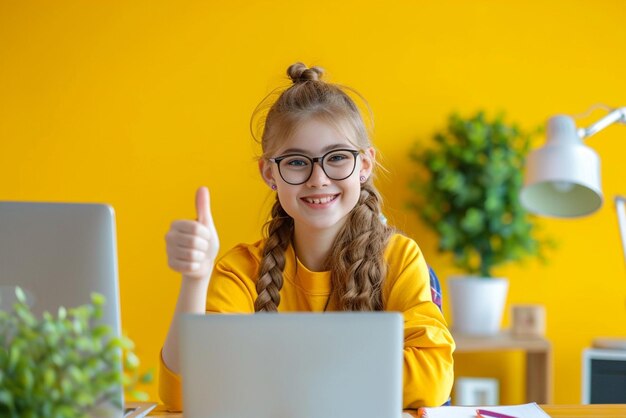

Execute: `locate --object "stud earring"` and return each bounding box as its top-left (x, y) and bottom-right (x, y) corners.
top-left (271, 184), bottom-right (277, 191)
top-left (360, 176), bottom-right (367, 183)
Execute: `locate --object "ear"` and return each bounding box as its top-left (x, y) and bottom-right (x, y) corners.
top-left (359, 147), bottom-right (376, 179)
top-left (258, 159), bottom-right (276, 186)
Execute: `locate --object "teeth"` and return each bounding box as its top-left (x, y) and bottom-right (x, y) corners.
top-left (304, 195), bottom-right (335, 204)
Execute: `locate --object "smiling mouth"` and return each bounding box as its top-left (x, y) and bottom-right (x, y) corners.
top-left (301, 194), bottom-right (339, 204)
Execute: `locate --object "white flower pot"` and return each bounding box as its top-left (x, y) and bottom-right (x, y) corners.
top-left (447, 277), bottom-right (509, 335)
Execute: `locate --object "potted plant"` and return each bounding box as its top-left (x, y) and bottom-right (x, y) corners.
top-left (0, 287), bottom-right (152, 418)
top-left (409, 111), bottom-right (546, 335)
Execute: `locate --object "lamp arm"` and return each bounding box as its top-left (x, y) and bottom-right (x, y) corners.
top-left (577, 107), bottom-right (626, 139)
top-left (576, 109), bottom-right (626, 266)
top-left (616, 196), bottom-right (626, 266)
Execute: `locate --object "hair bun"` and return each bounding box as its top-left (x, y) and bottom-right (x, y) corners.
top-left (287, 62), bottom-right (324, 83)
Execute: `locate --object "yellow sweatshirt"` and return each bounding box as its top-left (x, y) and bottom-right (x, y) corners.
top-left (159, 233), bottom-right (455, 410)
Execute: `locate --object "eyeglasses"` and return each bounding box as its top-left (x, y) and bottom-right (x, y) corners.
top-left (269, 148), bottom-right (362, 185)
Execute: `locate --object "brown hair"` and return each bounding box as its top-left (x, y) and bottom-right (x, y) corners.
top-left (253, 62), bottom-right (393, 312)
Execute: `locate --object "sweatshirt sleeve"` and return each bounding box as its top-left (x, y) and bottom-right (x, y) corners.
top-left (158, 349), bottom-right (183, 411)
top-left (384, 235), bottom-right (455, 409)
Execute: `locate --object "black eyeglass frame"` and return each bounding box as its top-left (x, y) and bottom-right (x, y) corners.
top-left (268, 148), bottom-right (362, 185)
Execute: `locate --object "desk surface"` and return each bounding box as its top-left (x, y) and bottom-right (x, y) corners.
top-left (149, 404), bottom-right (626, 417)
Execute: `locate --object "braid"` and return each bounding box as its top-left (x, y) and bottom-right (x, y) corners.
top-left (255, 197), bottom-right (293, 312)
top-left (327, 182), bottom-right (393, 311)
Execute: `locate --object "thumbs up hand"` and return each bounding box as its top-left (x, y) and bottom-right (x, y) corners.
top-left (165, 187), bottom-right (220, 280)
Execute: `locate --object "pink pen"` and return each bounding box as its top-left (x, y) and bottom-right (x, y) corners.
top-left (476, 409), bottom-right (518, 418)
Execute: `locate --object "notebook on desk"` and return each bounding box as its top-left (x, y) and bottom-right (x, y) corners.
top-left (179, 312), bottom-right (404, 418)
top-left (418, 402), bottom-right (550, 418)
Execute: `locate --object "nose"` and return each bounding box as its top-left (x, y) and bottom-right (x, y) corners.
top-left (306, 161), bottom-right (330, 187)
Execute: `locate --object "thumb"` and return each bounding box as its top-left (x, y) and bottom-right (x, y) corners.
top-left (195, 186), bottom-right (212, 227)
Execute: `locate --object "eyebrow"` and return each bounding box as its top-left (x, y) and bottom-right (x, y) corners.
top-left (279, 144), bottom-right (356, 155)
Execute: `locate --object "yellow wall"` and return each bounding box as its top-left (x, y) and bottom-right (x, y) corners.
top-left (1, 0), bottom-right (625, 405)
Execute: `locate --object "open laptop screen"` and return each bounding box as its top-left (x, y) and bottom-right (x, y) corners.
top-left (180, 312), bottom-right (404, 418)
top-left (0, 201), bottom-right (123, 416)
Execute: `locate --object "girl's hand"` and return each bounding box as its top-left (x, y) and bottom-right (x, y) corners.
top-left (165, 187), bottom-right (220, 280)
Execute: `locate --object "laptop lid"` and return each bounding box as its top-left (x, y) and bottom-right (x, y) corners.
top-left (0, 201), bottom-right (124, 417)
top-left (180, 313), bottom-right (404, 418)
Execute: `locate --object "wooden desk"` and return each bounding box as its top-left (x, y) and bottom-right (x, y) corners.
top-left (453, 331), bottom-right (552, 404)
top-left (149, 404), bottom-right (626, 417)
top-left (544, 404), bottom-right (626, 417)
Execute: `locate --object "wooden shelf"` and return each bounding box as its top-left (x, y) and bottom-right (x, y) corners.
top-left (452, 330), bottom-right (553, 404)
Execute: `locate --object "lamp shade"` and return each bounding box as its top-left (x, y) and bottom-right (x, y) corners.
top-left (520, 115), bottom-right (603, 218)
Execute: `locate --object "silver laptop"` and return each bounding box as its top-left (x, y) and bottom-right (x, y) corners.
top-left (0, 201), bottom-right (121, 328)
top-left (0, 201), bottom-right (135, 418)
top-left (180, 313), bottom-right (404, 418)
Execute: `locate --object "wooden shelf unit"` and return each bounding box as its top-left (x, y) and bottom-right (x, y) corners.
top-left (452, 330), bottom-right (553, 404)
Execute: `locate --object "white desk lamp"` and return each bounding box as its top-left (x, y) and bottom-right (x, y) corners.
top-left (520, 105), bottom-right (626, 348)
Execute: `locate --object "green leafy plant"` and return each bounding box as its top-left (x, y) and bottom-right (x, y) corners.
top-left (0, 287), bottom-right (153, 418)
top-left (409, 111), bottom-right (548, 277)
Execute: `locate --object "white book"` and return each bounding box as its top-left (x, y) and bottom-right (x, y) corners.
top-left (417, 402), bottom-right (551, 418)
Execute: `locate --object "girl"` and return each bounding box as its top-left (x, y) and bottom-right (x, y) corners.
top-left (159, 63), bottom-right (454, 410)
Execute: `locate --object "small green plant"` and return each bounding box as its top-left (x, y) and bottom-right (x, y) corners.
top-left (409, 111), bottom-right (548, 277)
top-left (0, 287), bottom-right (153, 418)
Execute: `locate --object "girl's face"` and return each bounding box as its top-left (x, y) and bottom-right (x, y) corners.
top-left (260, 118), bottom-right (374, 236)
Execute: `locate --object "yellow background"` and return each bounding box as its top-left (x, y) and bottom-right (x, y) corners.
top-left (1, 0), bottom-right (625, 405)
